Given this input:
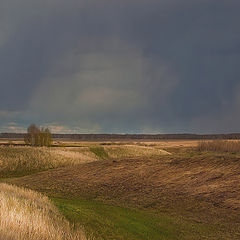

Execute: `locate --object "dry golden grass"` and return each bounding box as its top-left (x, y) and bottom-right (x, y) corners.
top-left (135, 140), bottom-right (199, 148)
top-left (0, 146), bottom-right (97, 177)
top-left (0, 183), bottom-right (86, 240)
top-left (197, 140), bottom-right (240, 153)
top-left (104, 145), bottom-right (170, 159)
top-left (52, 147), bottom-right (97, 163)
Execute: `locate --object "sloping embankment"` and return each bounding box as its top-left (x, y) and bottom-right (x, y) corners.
top-left (0, 183), bottom-right (86, 240)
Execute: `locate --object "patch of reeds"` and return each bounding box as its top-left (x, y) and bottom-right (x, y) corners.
top-left (197, 140), bottom-right (240, 153)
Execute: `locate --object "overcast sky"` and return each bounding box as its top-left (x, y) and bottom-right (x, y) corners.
top-left (0, 0), bottom-right (240, 133)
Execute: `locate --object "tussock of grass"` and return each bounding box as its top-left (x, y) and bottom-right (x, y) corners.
top-left (89, 147), bottom-right (109, 160)
top-left (0, 183), bottom-right (86, 240)
top-left (197, 140), bottom-right (240, 153)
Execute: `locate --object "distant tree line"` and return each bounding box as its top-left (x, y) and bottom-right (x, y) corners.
top-left (2, 132), bottom-right (240, 141)
top-left (24, 124), bottom-right (52, 147)
top-left (46, 133), bottom-right (240, 140)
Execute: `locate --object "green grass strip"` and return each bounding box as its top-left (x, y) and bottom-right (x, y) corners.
top-left (53, 198), bottom-right (178, 240)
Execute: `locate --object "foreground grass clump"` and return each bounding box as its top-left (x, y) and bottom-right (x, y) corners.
top-left (0, 183), bottom-right (86, 240)
top-left (89, 147), bottom-right (109, 160)
top-left (197, 140), bottom-right (240, 153)
top-left (0, 146), bottom-right (97, 177)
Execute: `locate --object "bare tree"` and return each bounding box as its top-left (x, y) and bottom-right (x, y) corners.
top-left (44, 128), bottom-right (52, 147)
top-left (24, 124), bottom-right (52, 147)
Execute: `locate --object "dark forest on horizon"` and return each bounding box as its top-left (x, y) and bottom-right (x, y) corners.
top-left (2, 133), bottom-right (240, 140)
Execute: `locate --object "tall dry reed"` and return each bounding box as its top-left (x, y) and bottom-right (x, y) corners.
top-left (197, 140), bottom-right (240, 153)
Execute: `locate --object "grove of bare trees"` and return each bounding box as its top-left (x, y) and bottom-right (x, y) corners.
top-left (24, 124), bottom-right (52, 147)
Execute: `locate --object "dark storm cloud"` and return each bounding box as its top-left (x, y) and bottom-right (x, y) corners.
top-left (0, 0), bottom-right (240, 133)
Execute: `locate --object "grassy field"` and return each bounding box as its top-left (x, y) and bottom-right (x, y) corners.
top-left (1, 140), bottom-right (240, 239)
top-left (53, 198), bottom-right (178, 240)
top-left (0, 146), bottom-right (98, 177)
top-left (0, 143), bottom-right (169, 177)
